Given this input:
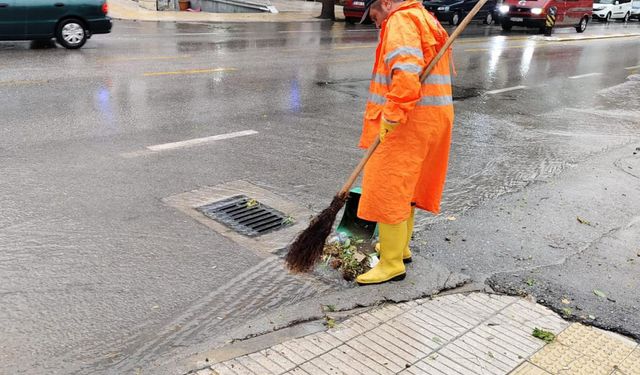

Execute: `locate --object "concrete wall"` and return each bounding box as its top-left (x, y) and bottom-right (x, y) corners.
top-left (197, 0), bottom-right (266, 13)
top-left (138, 0), bottom-right (158, 10)
top-left (132, 0), bottom-right (270, 13)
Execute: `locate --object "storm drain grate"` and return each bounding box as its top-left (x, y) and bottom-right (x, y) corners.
top-left (197, 195), bottom-right (292, 237)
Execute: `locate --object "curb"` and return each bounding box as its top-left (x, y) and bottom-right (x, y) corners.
top-left (109, 14), bottom-right (332, 23)
top-left (107, 0), bottom-right (341, 23)
top-left (189, 293), bottom-right (640, 375)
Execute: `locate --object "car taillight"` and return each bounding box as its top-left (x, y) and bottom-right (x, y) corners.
top-left (102, 1), bottom-right (108, 14)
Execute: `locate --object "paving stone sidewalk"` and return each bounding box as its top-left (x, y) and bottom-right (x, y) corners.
top-left (191, 293), bottom-right (640, 375)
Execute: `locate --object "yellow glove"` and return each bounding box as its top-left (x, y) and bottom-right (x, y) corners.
top-left (379, 118), bottom-right (399, 142)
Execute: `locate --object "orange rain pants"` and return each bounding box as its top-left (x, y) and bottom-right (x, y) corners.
top-left (357, 1), bottom-right (454, 225)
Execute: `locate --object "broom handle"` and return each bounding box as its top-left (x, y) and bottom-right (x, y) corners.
top-left (338, 0), bottom-right (488, 197)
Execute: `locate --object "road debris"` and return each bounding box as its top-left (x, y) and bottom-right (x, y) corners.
top-left (324, 305), bottom-right (337, 312)
top-left (561, 307), bottom-right (573, 317)
top-left (577, 216), bottom-right (592, 226)
top-left (593, 289), bottom-right (607, 298)
top-left (532, 328), bottom-right (556, 343)
top-left (323, 233), bottom-right (372, 281)
top-left (325, 316), bottom-right (336, 328)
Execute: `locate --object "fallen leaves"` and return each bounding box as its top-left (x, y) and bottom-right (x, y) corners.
top-left (325, 316), bottom-right (336, 329)
top-left (577, 216), bottom-right (592, 226)
top-left (593, 289), bottom-right (607, 298)
top-left (532, 328), bottom-right (556, 344)
top-left (323, 235), bottom-right (371, 281)
top-left (246, 198), bottom-right (259, 208)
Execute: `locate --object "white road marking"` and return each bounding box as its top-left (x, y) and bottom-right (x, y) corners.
top-left (486, 85), bottom-right (527, 95)
top-left (120, 150), bottom-right (154, 158)
top-left (624, 64), bottom-right (640, 70)
top-left (568, 72), bottom-right (602, 79)
top-left (146, 130), bottom-right (258, 152)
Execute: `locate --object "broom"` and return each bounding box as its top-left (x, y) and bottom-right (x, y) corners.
top-left (285, 0), bottom-right (489, 273)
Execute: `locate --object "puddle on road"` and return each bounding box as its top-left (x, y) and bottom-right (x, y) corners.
top-left (417, 76), bottom-right (640, 229)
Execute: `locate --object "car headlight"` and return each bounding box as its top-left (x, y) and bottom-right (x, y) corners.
top-left (437, 6), bottom-right (449, 10)
top-left (499, 5), bottom-right (510, 13)
top-left (531, 7), bottom-right (543, 14)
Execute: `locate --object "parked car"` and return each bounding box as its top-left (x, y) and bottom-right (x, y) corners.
top-left (343, 0), bottom-right (370, 24)
top-left (592, 0), bottom-right (633, 21)
top-left (631, 0), bottom-right (640, 19)
top-left (0, 0), bottom-right (111, 49)
top-left (423, 0), bottom-right (498, 25)
top-left (498, 0), bottom-right (593, 33)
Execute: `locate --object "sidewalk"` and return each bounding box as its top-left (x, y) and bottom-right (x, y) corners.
top-left (108, 0), bottom-right (341, 22)
top-left (190, 293), bottom-right (640, 375)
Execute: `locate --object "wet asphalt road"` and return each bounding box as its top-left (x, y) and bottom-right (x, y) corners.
top-left (1, 18), bottom-right (640, 374)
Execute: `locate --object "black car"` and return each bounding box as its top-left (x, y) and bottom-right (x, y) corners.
top-left (423, 0), bottom-right (498, 25)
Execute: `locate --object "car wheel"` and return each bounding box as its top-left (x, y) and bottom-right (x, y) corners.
top-left (623, 12), bottom-right (630, 22)
top-left (56, 19), bottom-right (87, 49)
top-left (605, 12), bottom-right (611, 22)
top-left (501, 21), bottom-right (512, 31)
top-left (576, 16), bottom-right (588, 32)
top-left (484, 12), bottom-right (493, 24)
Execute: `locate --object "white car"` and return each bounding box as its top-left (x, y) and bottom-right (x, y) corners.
top-left (593, 0), bottom-right (633, 22)
top-left (631, 0), bottom-right (640, 19)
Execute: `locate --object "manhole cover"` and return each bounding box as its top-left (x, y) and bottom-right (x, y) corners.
top-left (197, 195), bottom-right (292, 237)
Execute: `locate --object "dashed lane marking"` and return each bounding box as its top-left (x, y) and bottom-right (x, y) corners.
top-left (0, 79), bottom-right (49, 86)
top-left (146, 130), bottom-right (258, 152)
top-left (486, 85), bottom-right (527, 95)
top-left (568, 72), bottom-right (602, 79)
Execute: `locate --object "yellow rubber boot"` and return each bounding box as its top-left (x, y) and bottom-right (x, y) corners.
top-left (357, 221), bottom-right (407, 285)
top-left (375, 208), bottom-right (414, 263)
top-left (403, 207), bottom-right (415, 262)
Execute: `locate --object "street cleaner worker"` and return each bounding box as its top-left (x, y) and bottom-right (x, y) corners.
top-left (355, 0), bottom-right (454, 285)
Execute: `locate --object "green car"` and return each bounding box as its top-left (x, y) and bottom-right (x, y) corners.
top-left (0, 0), bottom-right (111, 49)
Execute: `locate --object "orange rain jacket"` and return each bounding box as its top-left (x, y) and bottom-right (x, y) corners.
top-left (357, 0), bottom-right (454, 225)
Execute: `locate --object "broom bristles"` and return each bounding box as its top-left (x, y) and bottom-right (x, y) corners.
top-left (285, 194), bottom-right (348, 273)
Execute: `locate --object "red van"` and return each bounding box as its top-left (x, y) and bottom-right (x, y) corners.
top-left (343, 0), bottom-right (370, 24)
top-left (497, 0), bottom-right (593, 34)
